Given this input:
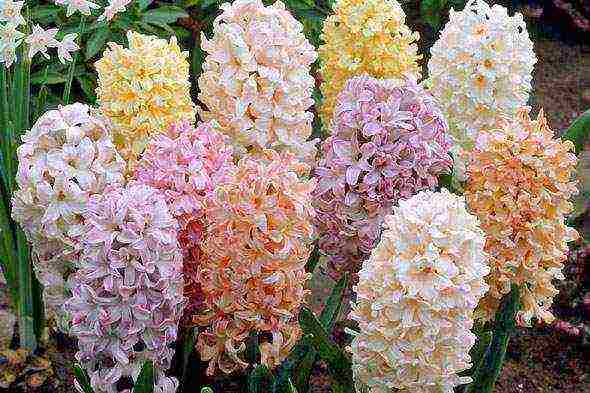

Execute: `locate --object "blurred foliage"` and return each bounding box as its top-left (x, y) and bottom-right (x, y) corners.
top-left (27, 0), bottom-right (190, 113)
top-left (420, 0), bottom-right (466, 31)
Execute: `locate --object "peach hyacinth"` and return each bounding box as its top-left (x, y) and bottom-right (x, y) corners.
top-left (95, 31), bottom-right (195, 164)
top-left (194, 150), bottom-right (316, 375)
top-left (349, 189), bottom-right (489, 393)
top-left (11, 103), bottom-right (125, 322)
top-left (465, 107), bottom-right (578, 325)
top-left (133, 121), bottom-right (235, 323)
top-left (198, 0), bottom-right (318, 163)
top-left (66, 184), bottom-right (185, 393)
top-left (427, 0), bottom-right (536, 148)
top-left (318, 0), bottom-right (421, 125)
top-left (314, 75), bottom-right (453, 277)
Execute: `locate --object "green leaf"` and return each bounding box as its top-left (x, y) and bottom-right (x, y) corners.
top-left (30, 71), bottom-right (66, 85)
top-left (138, 0), bottom-right (154, 11)
top-left (180, 327), bottom-right (197, 385)
top-left (73, 364), bottom-right (94, 393)
top-left (304, 243), bottom-right (320, 273)
top-left (286, 378), bottom-right (299, 393)
top-left (113, 14), bottom-right (133, 31)
top-left (141, 6), bottom-right (189, 25)
top-left (292, 274), bottom-right (348, 392)
top-left (145, 21), bottom-right (176, 35)
top-left (200, 388), bottom-right (214, 393)
top-left (421, 0), bottom-right (448, 29)
top-left (30, 5), bottom-right (60, 24)
top-left (191, 36), bottom-right (205, 95)
top-left (562, 109), bottom-right (590, 155)
top-left (248, 364), bottom-right (274, 393)
top-left (133, 361), bottom-right (154, 393)
top-left (85, 25), bottom-right (111, 60)
top-left (76, 75), bottom-right (97, 104)
top-left (319, 272), bottom-right (348, 330)
top-left (467, 286), bottom-right (520, 393)
top-left (298, 307), bottom-right (353, 393)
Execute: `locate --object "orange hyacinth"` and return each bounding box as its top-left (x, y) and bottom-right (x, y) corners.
top-left (193, 150), bottom-right (316, 375)
top-left (465, 107), bottom-right (578, 325)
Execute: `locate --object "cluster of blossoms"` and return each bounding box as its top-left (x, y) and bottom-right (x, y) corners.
top-left (55, 0), bottom-right (131, 21)
top-left (314, 75), bottom-right (453, 276)
top-left (427, 0), bottom-right (536, 148)
top-left (11, 103), bottom-right (125, 322)
top-left (0, 0), bottom-right (133, 68)
top-left (96, 31), bottom-right (196, 164)
top-left (349, 189), bottom-right (490, 393)
top-left (132, 121), bottom-right (235, 322)
top-left (198, 0), bottom-right (318, 163)
top-left (0, 0), bottom-right (79, 67)
top-left (318, 0), bottom-right (421, 125)
top-left (193, 150), bottom-right (316, 375)
top-left (65, 184), bottom-right (185, 393)
top-left (465, 107), bottom-right (579, 325)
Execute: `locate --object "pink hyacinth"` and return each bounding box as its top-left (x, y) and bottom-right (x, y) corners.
top-left (65, 184), bottom-right (185, 393)
top-left (314, 75), bottom-right (453, 276)
top-left (132, 121), bottom-right (235, 322)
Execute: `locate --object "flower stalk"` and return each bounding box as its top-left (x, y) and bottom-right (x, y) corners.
top-left (63, 15), bottom-right (86, 104)
top-left (468, 285), bottom-right (520, 393)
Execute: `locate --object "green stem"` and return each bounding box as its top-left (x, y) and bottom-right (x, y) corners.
top-left (0, 194), bottom-right (19, 311)
top-left (467, 286), bottom-right (520, 393)
top-left (16, 227), bottom-right (36, 351)
top-left (63, 16), bottom-right (86, 104)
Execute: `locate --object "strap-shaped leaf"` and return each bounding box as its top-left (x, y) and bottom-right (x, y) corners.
top-left (304, 243), bottom-right (320, 273)
top-left (141, 6), bottom-right (189, 24)
top-left (85, 24), bottom-right (110, 60)
top-left (292, 273), bottom-right (349, 392)
top-left (562, 109), bottom-right (590, 155)
top-left (467, 286), bottom-right (520, 393)
top-left (180, 327), bottom-right (197, 386)
top-left (320, 272), bottom-right (348, 330)
top-left (133, 361), bottom-right (154, 393)
top-left (73, 364), bottom-right (94, 393)
top-left (248, 364), bottom-right (274, 393)
top-left (298, 307), bottom-right (353, 393)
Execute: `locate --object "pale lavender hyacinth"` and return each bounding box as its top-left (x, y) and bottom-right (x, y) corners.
top-left (65, 184), bottom-right (185, 393)
top-left (314, 75), bottom-right (453, 276)
top-left (11, 103), bottom-right (125, 325)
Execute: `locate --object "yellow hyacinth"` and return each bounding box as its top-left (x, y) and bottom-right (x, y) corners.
top-left (318, 0), bottom-right (421, 126)
top-left (95, 31), bottom-right (195, 164)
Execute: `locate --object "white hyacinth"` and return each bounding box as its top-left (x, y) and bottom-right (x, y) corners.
top-left (427, 0), bottom-right (536, 149)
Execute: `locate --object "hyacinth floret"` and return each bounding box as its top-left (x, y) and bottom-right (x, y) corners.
top-left (427, 0), bottom-right (536, 148)
top-left (349, 189), bottom-right (489, 393)
top-left (198, 0), bottom-right (318, 163)
top-left (133, 121), bottom-right (235, 322)
top-left (194, 150), bottom-right (316, 375)
top-left (11, 103), bottom-right (125, 317)
top-left (314, 75), bottom-right (453, 276)
top-left (465, 107), bottom-right (578, 325)
top-left (318, 0), bottom-right (421, 125)
top-left (95, 31), bottom-right (195, 164)
top-left (65, 184), bottom-right (185, 393)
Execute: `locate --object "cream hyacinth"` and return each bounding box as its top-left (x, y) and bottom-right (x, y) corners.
top-left (349, 189), bottom-right (489, 393)
top-left (198, 0), bottom-right (318, 163)
top-left (427, 0), bottom-right (536, 148)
